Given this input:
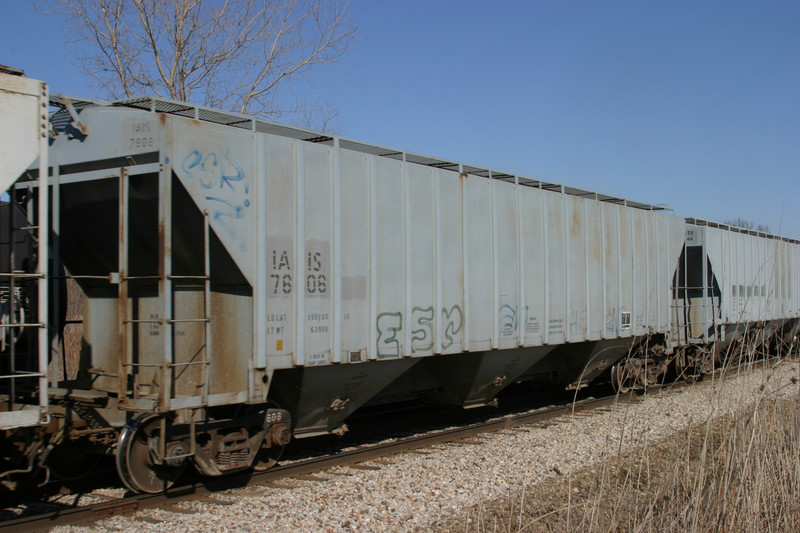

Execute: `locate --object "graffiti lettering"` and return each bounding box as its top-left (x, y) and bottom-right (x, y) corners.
top-left (411, 306), bottom-right (434, 353)
top-left (181, 148), bottom-right (250, 228)
top-left (605, 306), bottom-right (629, 335)
top-left (441, 305), bottom-right (463, 350)
top-left (375, 304), bottom-right (463, 356)
top-left (498, 304), bottom-right (529, 336)
top-left (569, 309), bottom-right (587, 335)
top-left (376, 312), bottom-right (402, 358)
top-left (499, 304), bottom-right (517, 335)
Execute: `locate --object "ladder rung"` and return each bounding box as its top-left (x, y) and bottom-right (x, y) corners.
top-left (123, 361), bottom-right (209, 369)
top-left (170, 361), bottom-right (210, 368)
top-left (168, 275), bottom-right (209, 280)
top-left (123, 319), bottom-right (210, 325)
top-left (0, 272), bottom-right (44, 279)
top-left (0, 371), bottom-right (46, 380)
top-left (0, 322), bottom-right (44, 328)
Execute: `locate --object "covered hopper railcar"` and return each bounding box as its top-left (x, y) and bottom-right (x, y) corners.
top-left (0, 69), bottom-right (50, 433)
top-left (1, 91), bottom-right (799, 493)
top-left (667, 220), bottom-right (800, 380)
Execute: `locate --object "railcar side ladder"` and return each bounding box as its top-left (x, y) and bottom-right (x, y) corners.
top-left (117, 168), bottom-right (212, 411)
top-left (0, 133), bottom-right (49, 429)
top-left (671, 237), bottom-right (720, 346)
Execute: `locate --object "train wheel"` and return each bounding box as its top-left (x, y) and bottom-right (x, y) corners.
top-left (253, 442), bottom-right (285, 472)
top-left (610, 364), bottom-right (631, 394)
top-left (675, 349), bottom-right (701, 383)
top-left (116, 414), bottom-right (185, 494)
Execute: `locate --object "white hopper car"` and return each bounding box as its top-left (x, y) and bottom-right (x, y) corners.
top-left (1, 85), bottom-right (798, 493)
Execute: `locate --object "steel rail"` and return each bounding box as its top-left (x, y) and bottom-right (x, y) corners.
top-left (10, 355), bottom-right (777, 533)
top-left (0, 392), bottom-right (635, 532)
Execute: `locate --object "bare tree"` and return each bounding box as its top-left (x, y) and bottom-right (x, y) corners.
top-left (725, 218), bottom-right (770, 233)
top-left (41, 0), bottom-right (358, 129)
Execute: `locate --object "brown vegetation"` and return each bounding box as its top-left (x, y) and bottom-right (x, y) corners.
top-left (444, 358), bottom-right (800, 532)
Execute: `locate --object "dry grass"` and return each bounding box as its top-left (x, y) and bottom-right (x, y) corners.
top-left (444, 350), bottom-right (800, 533)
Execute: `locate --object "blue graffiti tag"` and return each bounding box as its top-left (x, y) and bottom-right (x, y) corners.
top-left (182, 150), bottom-right (218, 189)
top-left (181, 148), bottom-right (250, 229)
top-left (499, 304), bottom-right (518, 333)
top-left (499, 304), bottom-right (529, 336)
top-left (204, 196), bottom-right (245, 222)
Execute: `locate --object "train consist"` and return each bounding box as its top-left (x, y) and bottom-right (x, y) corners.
top-left (2, 69), bottom-right (799, 493)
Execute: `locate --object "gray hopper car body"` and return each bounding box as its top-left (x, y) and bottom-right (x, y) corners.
top-left (43, 96), bottom-right (684, 429)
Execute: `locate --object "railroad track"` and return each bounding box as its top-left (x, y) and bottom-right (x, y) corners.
top-left (11, 356), bottom-right (779, 532)
top-left (1, 388), bottom-right (637, 532)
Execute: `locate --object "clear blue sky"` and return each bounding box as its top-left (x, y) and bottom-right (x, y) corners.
top-left (3, 1), bottom-right (799, 239)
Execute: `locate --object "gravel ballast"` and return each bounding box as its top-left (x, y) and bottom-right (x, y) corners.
top-left (53, 359), bottom-right (799, 532)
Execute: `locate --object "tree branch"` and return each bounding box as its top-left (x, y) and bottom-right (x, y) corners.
top-left (40, 0), bottom-right (359, 128)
